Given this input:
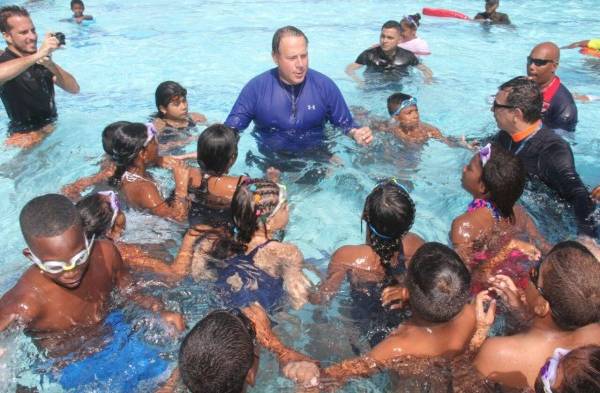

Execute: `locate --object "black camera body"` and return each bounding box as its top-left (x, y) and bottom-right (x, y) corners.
top-left (53, 32), bottom-right (66, 46)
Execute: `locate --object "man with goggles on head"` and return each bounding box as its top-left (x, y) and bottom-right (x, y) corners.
top-left (526, 42), bottom-right (577, 133)
top-left (0, 194), bottom-right (185, 364)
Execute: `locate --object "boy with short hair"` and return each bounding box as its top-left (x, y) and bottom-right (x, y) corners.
top-left (69, 0), bottom-right (93, 24)
top-left (0, 193), bottom-right (184, 358)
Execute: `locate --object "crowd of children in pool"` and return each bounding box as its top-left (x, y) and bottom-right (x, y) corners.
top-left (1, 0), bottom-right (600, 392)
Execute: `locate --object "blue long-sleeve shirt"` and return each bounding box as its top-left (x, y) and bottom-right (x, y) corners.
top-left (225, 68), bottom-right (357, 153)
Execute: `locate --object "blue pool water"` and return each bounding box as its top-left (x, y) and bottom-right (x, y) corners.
top-left (0, 0), bottom-right (599, 391)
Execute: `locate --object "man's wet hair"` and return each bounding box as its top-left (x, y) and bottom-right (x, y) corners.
top-left (481, 143), bottom-right (526, 223)
top-left (0, 6), bottom-right (29, 33)
top-left (534, 345), bottom-right (600, 393)
top-left (499, 76), bottom-right (543, 123)
top-left (179, 310), bottom-right (254, 393)
top-left (540, 241), bottom-right (600, 330)
top-left (20, 194), bottom-right (80, 244)
top-left (154, 81), bottom-right (187, 118)
top-left (272, 26), bottom-right (308, 55)
top-left (387, 92), bottom-right (413, 115)
top-left (407, 242), bottom-right (471, 323)
top-left (196, 123), bottom-right (239, 176)
top-left (70, 0), bottom-right (84, 8)
top-left (381, 20), bottom-right (402, 34)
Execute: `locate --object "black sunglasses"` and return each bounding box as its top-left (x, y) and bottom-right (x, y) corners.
top-left (527, 56), bottom-right (555, 67)
top-left (492, 100), bottom-right (516, 111)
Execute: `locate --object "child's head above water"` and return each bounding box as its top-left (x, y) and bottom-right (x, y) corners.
top-left (179, 309), bottom-right (256, 393)
top-left (534, 345), bottom-right (600, 393)
top-left (20, 194), bottom-right (93, 288)
top-left (462, 142), bottom-right (525, 222)
top-left (70, 0), bottom-right (85, 17)
top-left (196, 124), bottom-right (239, 176)
top-left (102, 121), bottom-right (131, 156)
top-left (407, 242), bottom-right (471, 323)
top-left (387, 92), bottom-right (420, 129)
top-left (76, 191), bottom-right (125, 240)
top-left (155, 81), bottom-right (189, 121)
top-left (530, 241), bottom-right (600, 330)
top-left (400, 13), bottom-right (421, 40)
top-left (363, 179), bottom-right (415, 266)
top-left (485, 0), bottom-right (499, 13)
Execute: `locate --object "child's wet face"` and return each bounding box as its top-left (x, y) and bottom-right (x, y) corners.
top-left (461, 154), bottom-right (484, 196)
top-left (396, 106), bottom-right (420, 129)
top-left (71, 4), bottom-right (84, 17)
top-left (162, 96), bottom-right (189, 121)
top-left (28, 224), bottom-right (91, 289)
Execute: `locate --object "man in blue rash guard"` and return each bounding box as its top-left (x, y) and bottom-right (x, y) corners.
top-left (491, 77), bottom-right (596, 237)
top-left (225, 26), bottom-right (372, 162)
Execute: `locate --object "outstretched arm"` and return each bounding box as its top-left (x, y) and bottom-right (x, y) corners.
top-left (345, 62), bottom-right (364, 85)
top-left (309, 248), bottom-right (350, 305)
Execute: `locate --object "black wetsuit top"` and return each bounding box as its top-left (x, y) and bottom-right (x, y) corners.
top-left (474, 11), bottom-right (511, 24)
top-left (493, 126), bottom-right (597, 237)
top-left (543, 83), bottom-right (578, 132)
top-left (355, 46), bottom-right (419, 76)
top-left (0, 48), bottom-right (57, 133)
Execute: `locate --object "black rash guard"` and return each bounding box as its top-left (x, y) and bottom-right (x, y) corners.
top-left (355, 46), bottom-right (419, 76)
top-left (494, 126), bottom-right (597, 237)
top-left (474, 11), bottom-right (511, 24)
top-left (542, 82), bottom-right (578, 132)
top-left (0, 48), bottom-right (56, 133)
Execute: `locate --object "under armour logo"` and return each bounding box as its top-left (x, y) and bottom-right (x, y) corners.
top-left (307, 105), bottom-right (316, 110)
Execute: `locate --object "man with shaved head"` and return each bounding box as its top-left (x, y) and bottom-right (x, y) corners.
top-left (527, 42), bottom-right (577, 132)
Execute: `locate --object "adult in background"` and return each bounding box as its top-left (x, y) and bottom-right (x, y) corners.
top-left (0, 5), bottom-right (79, 148)
top-left (491, 76), bottom-right (596, 237)
top-left (526, 42), bottom-right (577, 133)
top-left (225, 26), bottom-right (371, 172)
top-left (474, 0), bottom-right (511, 24)
top-left (346, 20), bottom-right (433, 85)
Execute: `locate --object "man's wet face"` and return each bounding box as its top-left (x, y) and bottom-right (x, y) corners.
top-left (3, 15), bottom-right (38, 55)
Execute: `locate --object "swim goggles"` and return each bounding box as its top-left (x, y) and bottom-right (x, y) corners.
top-left (98, 190), bottom-right (121, 227)
top-left (539, 347), bottom-right (571, 393)
top-left (25, 234), bottom-right (95, 274)
top-left (268, 183), bottom-right (288, 219)
top-left (479, 143), bottom-right (492, 167)
top-left (144, 123), bottom-right (158, 146)
top-left (391, 97), bottom-right (417, 117)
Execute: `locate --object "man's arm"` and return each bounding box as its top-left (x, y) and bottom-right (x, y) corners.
top-left (40, 58), bottom-right (79, 94)
top-left (345, 62), bottom-right (364, 85)
top-left (223, 79), bottom-right (258, 132)
top-left (416, 63), bottom-right (433, 83)
top-left (0, 34), bottom-right (58, 85)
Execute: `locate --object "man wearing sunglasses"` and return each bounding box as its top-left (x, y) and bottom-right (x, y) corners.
top-left (526, 42), bottom-right (577, 133)
top-left (491, 76), bottom-right (596, 238)
top-left (0, 195), bottom-right (185, 367)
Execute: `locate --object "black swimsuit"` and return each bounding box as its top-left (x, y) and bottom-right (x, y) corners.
top-left (188, 175), bottom-right (243, 228)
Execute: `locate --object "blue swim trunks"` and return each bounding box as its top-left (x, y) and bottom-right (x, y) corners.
top-left (58, 311), bottom-right (168, 392)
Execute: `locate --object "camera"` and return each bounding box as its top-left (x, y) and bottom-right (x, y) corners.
top-left (52, 32), bottom-right (66, 46)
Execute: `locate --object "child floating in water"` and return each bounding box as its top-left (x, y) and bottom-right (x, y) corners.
top-left (398, 14), bottom-right (430, 56)
top-left (67, 0), bottom-right (93, 24)
top-left (0, 194), bottom-right (184, 359)
top-left (474, 0), bottom-right (510, 24)
top-left (310, 179), bottom-right (424, 346)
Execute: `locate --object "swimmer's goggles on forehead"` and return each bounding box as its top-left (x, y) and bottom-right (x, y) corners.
top-left (391, 97), bottom-right (417, 117)
top-left (268, 184), bottom-right (288, 219)
top-left (98, 190), bottom-right (121, 227)
top-left (144, 123), bottom-right (158, 146)
top-left (25, 234), bottom-right (95, 274)
top-left (527, 56), bottom-right (555, 67)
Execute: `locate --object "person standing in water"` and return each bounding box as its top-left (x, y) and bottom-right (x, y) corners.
top-left (474, 0), bottom-right (511, 24)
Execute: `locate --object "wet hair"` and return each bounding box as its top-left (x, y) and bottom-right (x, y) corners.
top-left (363, 181), bottom-right (415, 278)
top-left (534, 346), bottom-right (600, 393)
top-left (20, 194), bottom-right (81, 244)
top-left (486, 0), bottom-right (499, 6)
top-left (107, 122), bottom-right (148, 187)
top-left (498, 76), bottom-right (543, 123)
top-left (70, 0), bottom-right (84, 8)
top-left (401, 13), bottom-right (421, 29)
top-left (196, 124), bottom-right (239, 176)
top-left (76, 193), bottom-right (113, 239)
top-left (272, 25), bottom-right (308, 55)
top-left (154, 81), bottom-right (187, 119)
top-left (381, 20), bottom-right (402, 34)
top-left (179, 310), bottom-right (254, 393)
top-left (540, 241), bottom-right (600, 330)
top-left (211, 179), bottom-right (281, 258)
top-left (102, 121), bottom-right (130, 156)
top-left (0, 6), bottom-right (29, 33)
top-left (480, 143), bottom-right (526, 223)
top-left (407, 242), bottom-right (471, 322)
top-left (387, 92), bottom-right (413, 115)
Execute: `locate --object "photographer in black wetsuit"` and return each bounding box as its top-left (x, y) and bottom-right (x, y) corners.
top-left (345, 20), bottom-right (432, 85)
top-left (491, 76), bottom-right (596, 237)
top-left (0, 6), bottom-right (79, 148)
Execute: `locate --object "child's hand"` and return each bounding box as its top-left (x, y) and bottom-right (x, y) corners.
top-left (191, 113), bottom-right (207, 124)
top-left (488, 274), bottom-right (528, 312)
top-left (381, 285), bottom-right (408, 310)
top-left (470, 290), bottom-right (496, 352)
top-left (160, 311), bottom-right (186, 333)
top-left (283, 361), bottom-right (320, 388)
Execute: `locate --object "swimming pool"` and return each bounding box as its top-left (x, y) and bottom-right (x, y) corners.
top-left (0, 0), bottom-right (599, 391)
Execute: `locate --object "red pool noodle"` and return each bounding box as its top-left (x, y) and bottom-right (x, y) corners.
top-left (580, 47), bottom-right (600, 58)
top-left (422, 7), bottom-right (470, 20)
